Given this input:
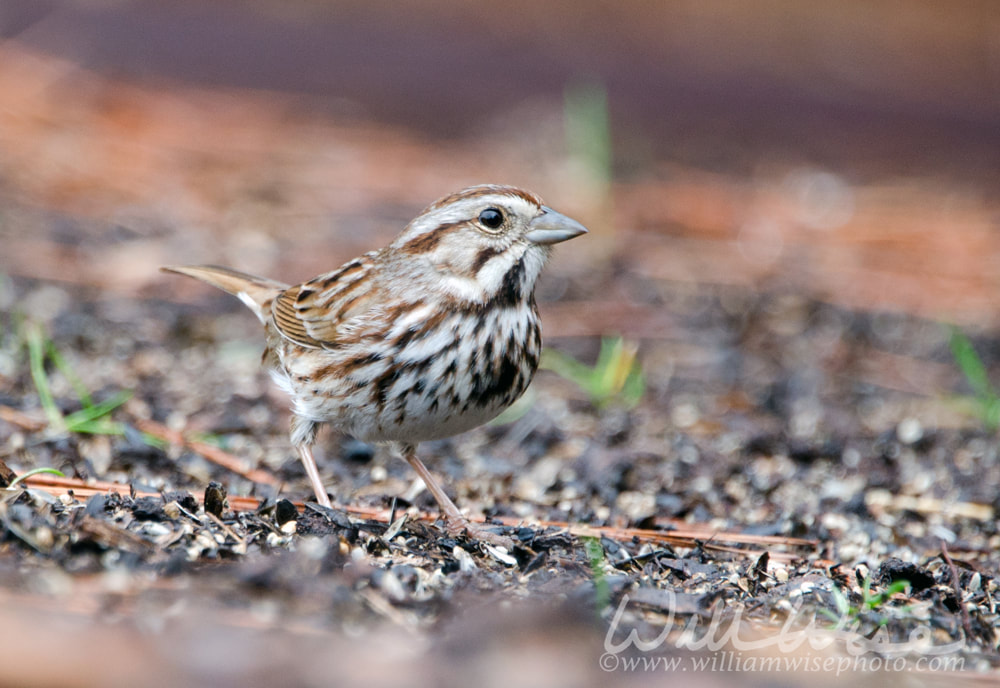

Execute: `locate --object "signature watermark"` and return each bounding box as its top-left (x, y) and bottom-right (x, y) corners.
top-left (600, 591), bottom-right (966, 675)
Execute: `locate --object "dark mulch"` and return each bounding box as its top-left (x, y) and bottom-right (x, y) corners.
top-left (1, 268), bottom-right (997, 685)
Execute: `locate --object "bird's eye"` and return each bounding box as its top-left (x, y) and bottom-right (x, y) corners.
top-left (478, 207), bottom-right (504, 230)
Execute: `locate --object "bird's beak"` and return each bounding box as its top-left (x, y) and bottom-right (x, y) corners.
top-left (525, 207), bottom-right (588, 245)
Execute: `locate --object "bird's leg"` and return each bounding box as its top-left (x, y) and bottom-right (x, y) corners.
top-left (292, 417), bottom-right (331, 508)
top-left (297, 443), bottom-right (331, 508)
top-left (398, 443), bottom-right (513, 547)
top-left (399, 443), bottom-right (466, 525)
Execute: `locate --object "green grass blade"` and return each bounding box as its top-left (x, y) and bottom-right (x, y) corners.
top-left (583, 537), bottom-right (610, 613)
top-left (46, 340), bottom-right (93, 408)
top-left (622, 363), bottom-right (645, 408)
top-left (68, 420), bottom-right (126, 435)
top-left (949, 327), bottom-right (993, 400)
top-left (831, 584), bottom-right (851, 618)
top-left (7, 467), bottom-right (66, 488)
top-left (594, 337), bottom-right (623, 400)
top-left (139, 432), bottom-right (168, 450)
top-left (541, 339), bottom-right (644, 408)
top-left (26, 323), bottom-right (63, 429)
top-left (540, 348), bottom-right (599, 395)
top-left (64, 390), bottom-right (132, 431)
top-left (948, 326), bottom-right (1000, 430)
top-left (986, 399), bottom-right (1000, 431)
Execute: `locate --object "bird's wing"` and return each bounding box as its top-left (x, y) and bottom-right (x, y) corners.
top-left (270, 252), bottom-right (382, 349)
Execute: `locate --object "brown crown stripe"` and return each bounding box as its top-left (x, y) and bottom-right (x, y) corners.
top-left (426, 185), bottom-right (542, 213)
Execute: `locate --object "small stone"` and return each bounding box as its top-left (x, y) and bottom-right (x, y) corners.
top-left (671, 402), bottom-right (700, 429)
top-left (615, 491), bottom-right (656, 522)
top-left (274, 498), bottom-right (298, 526)
top-left (35, 526), bottom-right (54, 550)
top-left (141, 522), bottom-right (171, 537)
top-left (194, 530), bottom-right (217, 552)
top-left (484, 544), bottom-right (517, 567)
top-left (378, 569), bottom-right (407, 602)
top-left (452, 546), bottom-right (477, 573)
top-left (896, 417), bottom-right (922, 445)
top-left (204, 482), bottom-right (227, 518)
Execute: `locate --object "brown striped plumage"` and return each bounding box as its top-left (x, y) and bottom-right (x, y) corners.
top-left (163, 185), bottom-right (586, 543)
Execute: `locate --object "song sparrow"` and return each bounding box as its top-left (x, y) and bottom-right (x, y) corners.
top-left (164, 185), bottom-right (586, 542)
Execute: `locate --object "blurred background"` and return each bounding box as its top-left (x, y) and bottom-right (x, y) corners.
top-left (3, 0), bottom-right (999, 321)
top-left (4, 0), bottom-right (1000, 434)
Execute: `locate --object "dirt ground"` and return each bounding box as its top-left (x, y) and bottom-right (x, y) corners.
top-left (2, 5), bottom-right (1000, 686)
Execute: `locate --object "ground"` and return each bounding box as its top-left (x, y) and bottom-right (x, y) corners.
top-left (1, 7), bottom-right (1000, 686)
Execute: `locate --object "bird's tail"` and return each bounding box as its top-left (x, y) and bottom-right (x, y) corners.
top-left (162, 265), bottom-right (288, 324)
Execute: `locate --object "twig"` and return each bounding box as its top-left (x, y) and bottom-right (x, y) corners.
top-left (0, 405), bottom-right (47, 432)
top-left (866, 489), bottom-right (993, 521)
top-left (206, 511), bottom-right (246, 552)
top-left (77, 515), bottom-right (157, 554)
top-left (20, 473), bottom-right (816, 556)
top-left (133, 419), bottom-right (278, 485)
top-left (941, 541), bottom-right (975, 643)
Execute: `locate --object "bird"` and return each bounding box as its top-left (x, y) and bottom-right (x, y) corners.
top-left (163, 184), bottom-right (586, 542)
